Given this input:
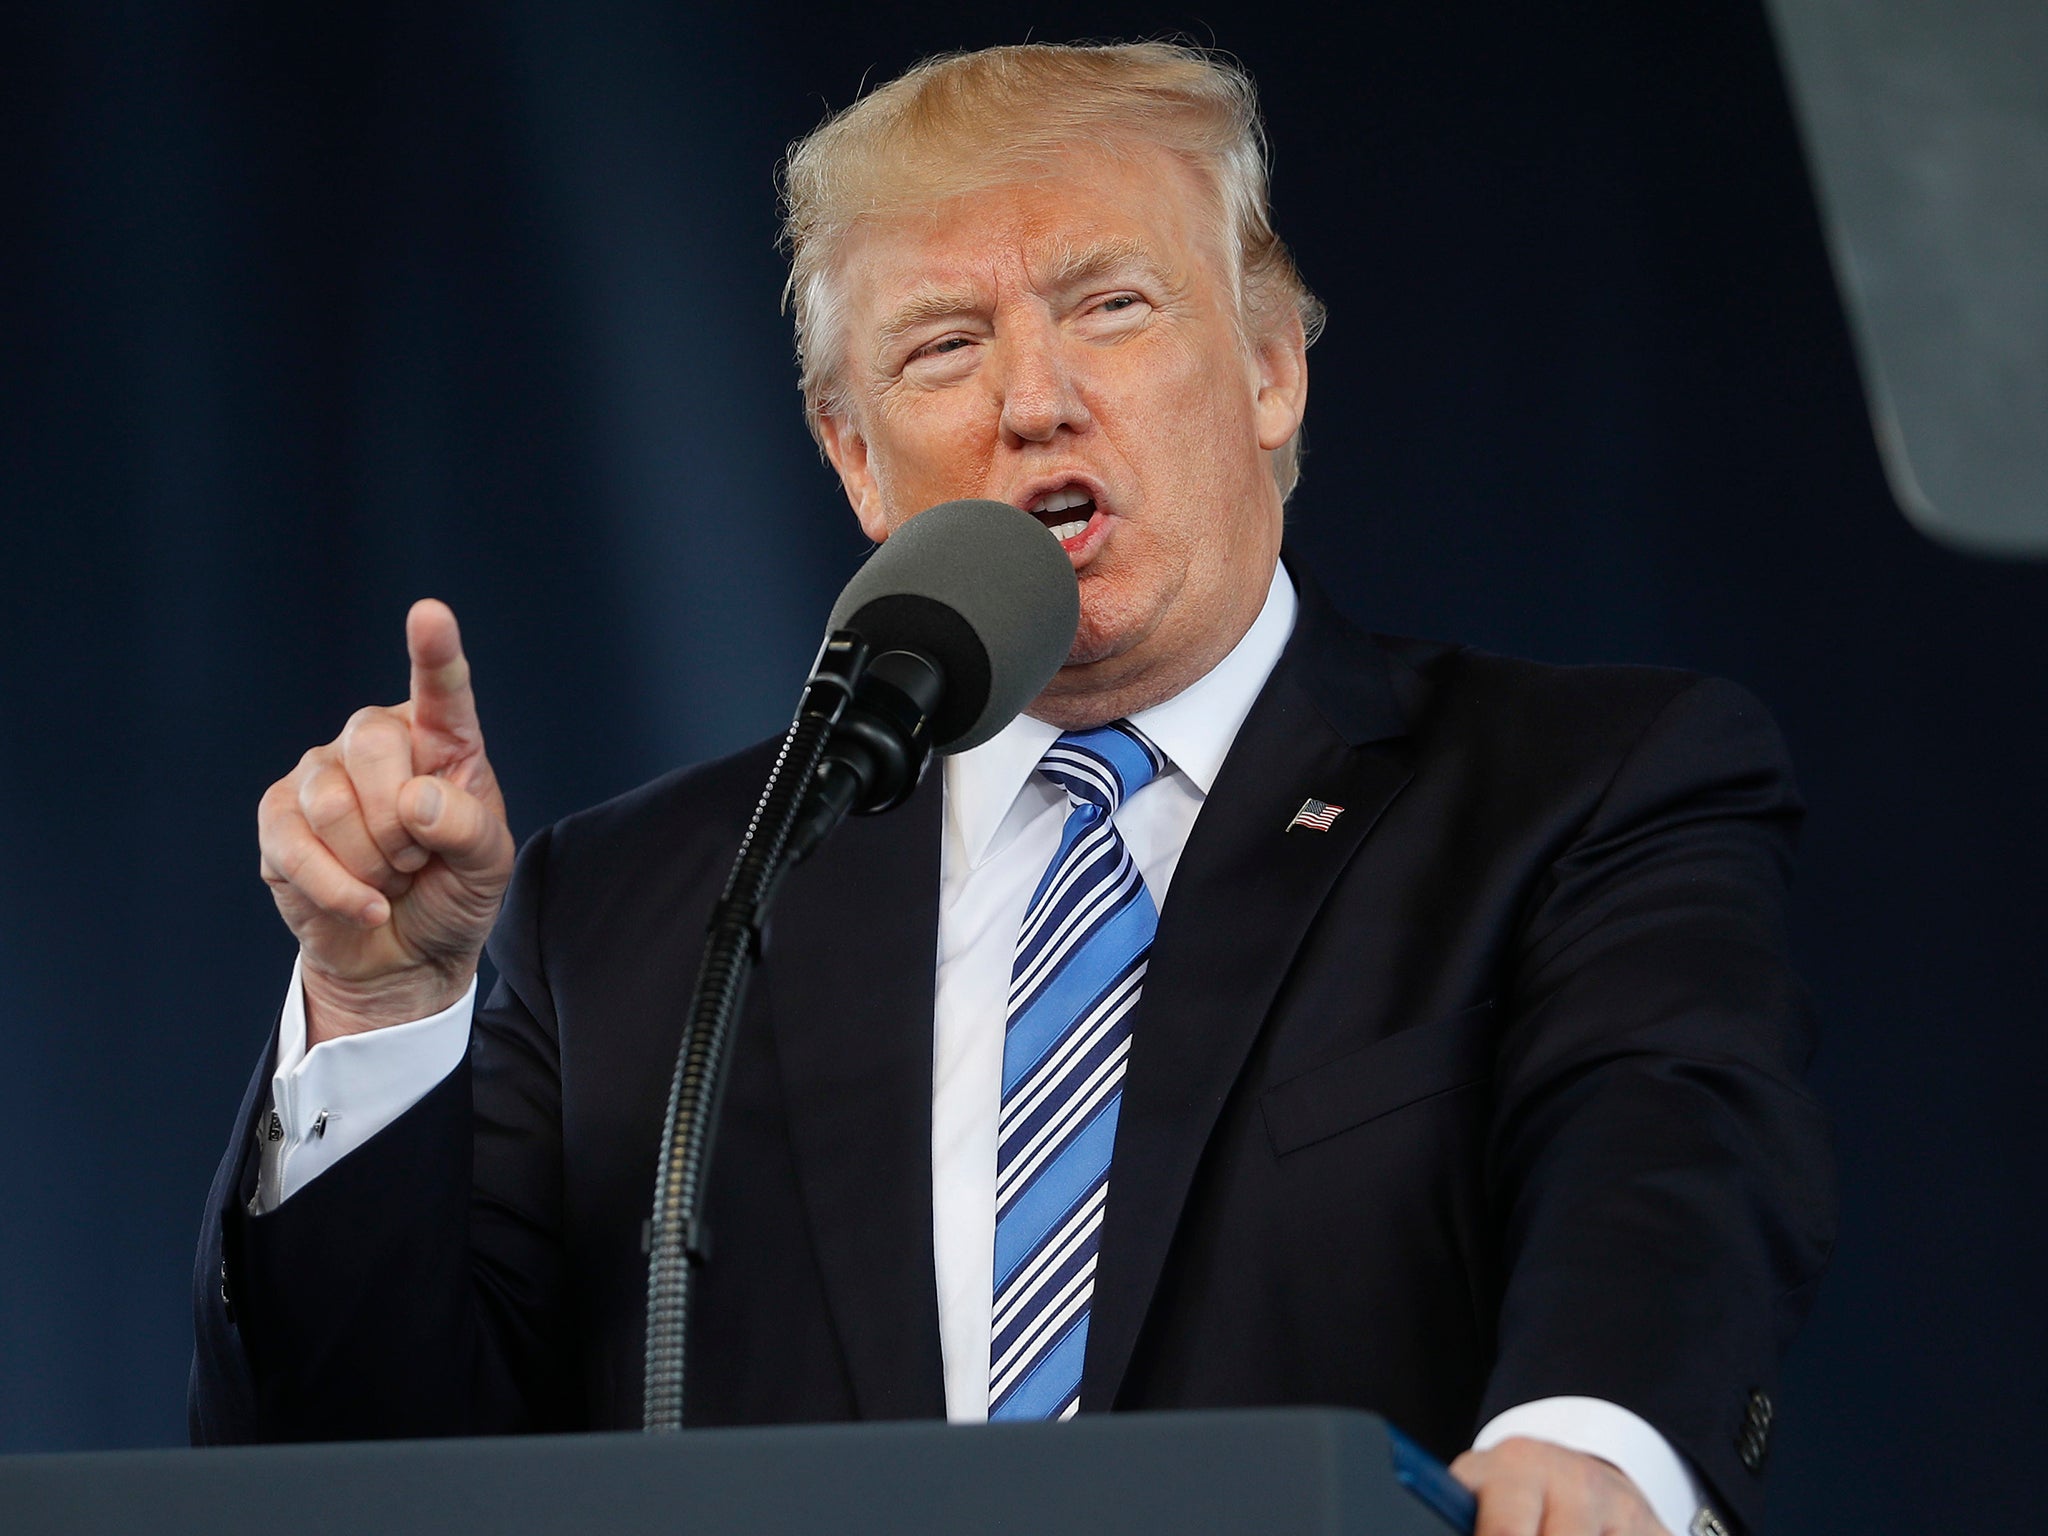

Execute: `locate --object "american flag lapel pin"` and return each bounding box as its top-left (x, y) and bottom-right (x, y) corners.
top-left (1287, 798), bottom-right (1345, 833)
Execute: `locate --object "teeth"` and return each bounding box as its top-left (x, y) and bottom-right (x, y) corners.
top-left (1047, 519), bottom-right (1088, 542)
top-left (1029, 487), bottom-right (1093, 514)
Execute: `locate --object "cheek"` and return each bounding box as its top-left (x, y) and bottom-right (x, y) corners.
top-left (1123, 356), bottom-right (1260, 503)
top-left (868, 398), bottom-right (999, 513)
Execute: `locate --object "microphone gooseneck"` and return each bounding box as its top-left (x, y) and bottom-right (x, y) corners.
top-left (642, 499), bottom-right (1078, 1432)
top-left (639, 644), bottom-right (851, 1433)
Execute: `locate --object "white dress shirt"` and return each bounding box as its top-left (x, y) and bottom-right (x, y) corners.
top-left (258, 559), bottom-right (1704, 1533)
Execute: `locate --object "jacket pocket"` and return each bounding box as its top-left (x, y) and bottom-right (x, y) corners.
top-left (1261, 1001), bottom-right (1496, 1156)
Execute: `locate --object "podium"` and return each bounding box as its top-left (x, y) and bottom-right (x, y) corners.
top-left (4, 1408), bottom-right (1473, 1535)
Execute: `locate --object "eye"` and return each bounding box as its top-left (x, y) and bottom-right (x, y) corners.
top-left (1077, 292), bottom-right (1151, 334)
top-left (910, 335), bottom-right (975, 361)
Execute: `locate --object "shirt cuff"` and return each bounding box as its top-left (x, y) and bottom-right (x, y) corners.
top-left (252, 954), bottom-right (476, 1212)
top-left (1474, 1396), bottom-right (1706, 1536)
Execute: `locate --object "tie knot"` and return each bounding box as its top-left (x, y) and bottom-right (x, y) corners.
top-left (1039, 722), bottom-right (1166, 814)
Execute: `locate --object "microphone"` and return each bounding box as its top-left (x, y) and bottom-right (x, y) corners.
top-left (791, 500), bottom-right (1080, 849)
top-left (828, 497), bottom-right (1082, 752)
top-left (643, 498), bottom-right (1077, 1432)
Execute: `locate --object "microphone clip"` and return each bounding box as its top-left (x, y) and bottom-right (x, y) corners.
top-left (786, 629), bottom-right (945, 864)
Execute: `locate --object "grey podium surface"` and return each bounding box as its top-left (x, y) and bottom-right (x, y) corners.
top-left (2, 1408), bottom-right (1462, 1536)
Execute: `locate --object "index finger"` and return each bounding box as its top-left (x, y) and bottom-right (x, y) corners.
top-left (406, 598), bottom-right (481, 748)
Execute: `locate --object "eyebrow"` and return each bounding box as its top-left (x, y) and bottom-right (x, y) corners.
top-left (874, 289), bottom-right (986, 356)
top-left (1035, 235), bottom-right (1167, 295)
top-left (870, 237), bottom-right (1174, 360)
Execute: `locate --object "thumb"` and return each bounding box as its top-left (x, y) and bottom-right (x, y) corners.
top-left (397, 774), bottom-right (511, 880)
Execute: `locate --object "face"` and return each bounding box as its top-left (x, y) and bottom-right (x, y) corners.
top-left (816, 140), bottom-right (1308, 728)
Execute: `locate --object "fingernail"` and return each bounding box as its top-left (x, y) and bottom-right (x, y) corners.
top-left (393, 843), bottom-right (429, 872)
top-left (363, 897), bottom-right (389, 926)
top-left (414, 781), bottom-right (443, 826)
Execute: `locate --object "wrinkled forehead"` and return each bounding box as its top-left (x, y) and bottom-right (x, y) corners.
top-left (842, 124), bottom-right (1215, 230)
top-left (830, 141), bottom-right (1226, 320)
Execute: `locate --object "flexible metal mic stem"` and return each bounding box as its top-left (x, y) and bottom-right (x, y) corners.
top-left (640, 634), bottom-right (862, 1432)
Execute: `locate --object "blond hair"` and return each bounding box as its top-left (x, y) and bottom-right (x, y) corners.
top-left (779, 41), bottom-right (1325, 496)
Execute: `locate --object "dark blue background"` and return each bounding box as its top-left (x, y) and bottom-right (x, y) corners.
top-left (4, 4), bottom-right (2043, 1531)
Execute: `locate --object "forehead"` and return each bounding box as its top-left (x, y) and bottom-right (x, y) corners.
top-left (834, 141), bottom-right (1223, 318)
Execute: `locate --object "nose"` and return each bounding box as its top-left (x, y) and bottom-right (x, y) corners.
top-left (994, 316), bottom-right (1093, 446)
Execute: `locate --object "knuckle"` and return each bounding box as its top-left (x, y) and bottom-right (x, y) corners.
top-left (341, 705), bottom-right (403, 756)
top-left (299, 774), bottom-right (358, 829)
top-left (271, 838), bottom-right (315, 887)
top-left (258, 779), bottom-right (294, 825)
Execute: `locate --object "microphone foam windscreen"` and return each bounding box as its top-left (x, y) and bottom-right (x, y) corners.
top-left (827, 500), bottom-right (1080, 753)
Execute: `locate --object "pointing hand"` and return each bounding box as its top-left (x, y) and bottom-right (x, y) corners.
top-left (257, 600), bottom-right (515, 1044)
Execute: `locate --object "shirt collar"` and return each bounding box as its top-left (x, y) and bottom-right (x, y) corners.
top-left (944, 560), bottom-right (1299, 869)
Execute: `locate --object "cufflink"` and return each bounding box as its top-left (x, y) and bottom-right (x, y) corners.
top-left (1689, 1509), bottom-right (1731, 1536)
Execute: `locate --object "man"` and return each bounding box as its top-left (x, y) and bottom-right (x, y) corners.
top-left (192, 43), bottom-right (1833, 1536)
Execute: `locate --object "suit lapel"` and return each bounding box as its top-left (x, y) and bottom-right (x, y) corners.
top-left (1082, 569), bottom-right (1416, 1408)
top-left (766, 767), bottom-right (948, 1420)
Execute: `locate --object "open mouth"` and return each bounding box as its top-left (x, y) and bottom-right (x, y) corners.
top-left (1024, 485), bottom-right (1098, 543)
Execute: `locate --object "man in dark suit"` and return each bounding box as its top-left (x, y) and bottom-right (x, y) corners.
top-left (192, 42), bottom-right (1832, 1536)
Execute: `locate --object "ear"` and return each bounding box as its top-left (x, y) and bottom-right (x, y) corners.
top-left (1251, 313), bottom-right (1309, 453)
top-left (818, 411), bottom-right (889, 543)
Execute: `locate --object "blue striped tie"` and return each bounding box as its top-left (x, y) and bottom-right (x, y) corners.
top-left (989, 721), bottom-right (1166, 1421)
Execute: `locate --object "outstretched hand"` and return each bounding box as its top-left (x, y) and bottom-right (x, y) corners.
top-left (258, 600), bottom-right (515, 1044)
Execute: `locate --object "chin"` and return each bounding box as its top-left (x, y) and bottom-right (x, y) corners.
top-left (1061, 619), bottom-right (1131, 671)
top-left (1066, 579), bottom-right (1150, 665)
top-left (1046, 626), bottom-right (1154, 715)
top-left (1062, 632), bottom-right (1115, 669)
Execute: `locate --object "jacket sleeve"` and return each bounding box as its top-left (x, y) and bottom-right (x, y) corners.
top-left (187, 1015), bottom-right (272, 1445)
top-left (1479, 676), bottom-right (1836, 1532)
top-left (189, 822), bottom-right (577, 1442)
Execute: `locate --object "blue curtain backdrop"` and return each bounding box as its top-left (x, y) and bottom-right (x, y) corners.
top-left (3, 4), bottom-right (2043, 1532)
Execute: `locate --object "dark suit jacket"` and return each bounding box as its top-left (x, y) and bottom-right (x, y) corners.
top-left (191, 570), bottom-right (1834, 1533)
